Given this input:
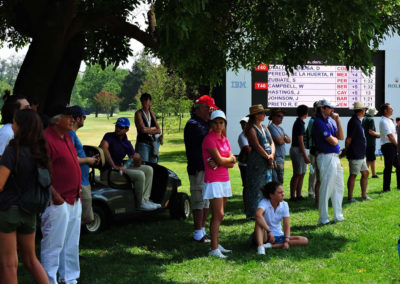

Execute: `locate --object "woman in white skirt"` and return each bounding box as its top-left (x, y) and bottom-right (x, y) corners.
top-left (202, 110), bottom-right (236, 258)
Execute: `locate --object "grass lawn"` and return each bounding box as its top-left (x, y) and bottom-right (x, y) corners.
top-left (18, 114), bottom-right (400, 283)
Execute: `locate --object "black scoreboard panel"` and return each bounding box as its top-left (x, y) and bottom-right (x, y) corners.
top-left (251, 51), bottom-right (385, 116)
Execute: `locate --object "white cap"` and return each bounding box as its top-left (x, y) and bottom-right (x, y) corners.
top-left (317, 99), bottom-right (335, 108)
top-left (240, 116), bottom-right (249, 123)
top-left (367, 107), bottom-right (378, 116)
top-left (210, 110), bottom-right (226, 121)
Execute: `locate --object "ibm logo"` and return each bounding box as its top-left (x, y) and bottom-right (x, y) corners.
top-left (231, 81), bottom-right (247, 88)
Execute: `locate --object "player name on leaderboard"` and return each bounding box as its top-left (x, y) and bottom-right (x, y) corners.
top-left (267, 65), bottom-right (376, 108)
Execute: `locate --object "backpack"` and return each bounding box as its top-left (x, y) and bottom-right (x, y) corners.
top-left (14, 167), bottom-right (52, 214)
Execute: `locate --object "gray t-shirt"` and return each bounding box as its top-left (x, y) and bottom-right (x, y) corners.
top-left (268, 123), bottom-right (287, 163)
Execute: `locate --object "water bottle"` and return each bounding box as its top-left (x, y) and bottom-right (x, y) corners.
top-left (120, 160), bottom-right (132, 175)
top-left (309, 165), bottom-right (314, 174)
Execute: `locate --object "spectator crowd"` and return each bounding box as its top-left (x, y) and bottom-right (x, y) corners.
top-left (0, 91), bottom-right (399, 283)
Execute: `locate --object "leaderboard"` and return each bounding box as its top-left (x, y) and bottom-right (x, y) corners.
top-left (255, 64), bottom-right (376, 108)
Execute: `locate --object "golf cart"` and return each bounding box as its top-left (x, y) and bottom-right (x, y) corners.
top-left (82, 145), bottom-right (190, 234)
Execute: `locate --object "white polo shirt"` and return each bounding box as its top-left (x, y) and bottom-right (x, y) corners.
top-left (379, 116), bottom-right (397, 145)
top-left (257, 198), bottom-right (289, 236)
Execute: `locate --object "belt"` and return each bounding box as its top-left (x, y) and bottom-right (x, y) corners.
top-left (321, 153), bottom-right (339, 157)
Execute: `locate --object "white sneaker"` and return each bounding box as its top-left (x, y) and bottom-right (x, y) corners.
top-left (209, 249), bottom-right (227, 258)
top-left (257, 246), bottom-right (265, 255)
top-left (263, 243), bottom-right (272, 249)
top-left (218, 244), bottom-right (232, 253)
top-left (148, 201), bottom-right (161, 209)
top-left (139, 202), bottom-right (156, 211)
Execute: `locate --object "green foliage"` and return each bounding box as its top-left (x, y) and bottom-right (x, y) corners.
top-left (154, 0), bottom-right (400, 85)
top-left (73, 64), bottom-right (128, 110)
top-left (119, 55), bottom-right (151, 111)
top-left (0, 56), bottom-right (22, 87)
top-left (94, 90), bottom-right (122, 119)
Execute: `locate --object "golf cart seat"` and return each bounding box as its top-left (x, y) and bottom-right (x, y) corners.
top-left (83, 145), bottom-right (132, 189)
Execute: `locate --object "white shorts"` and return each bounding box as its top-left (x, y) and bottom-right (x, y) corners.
top-left (203, 181), bottom-right (232, 200)
top-left (349, 159), bottom-right (368, 175)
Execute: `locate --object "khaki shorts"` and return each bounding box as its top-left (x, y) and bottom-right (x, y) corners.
top-left (189, 171), bottom-right (209, 210)
top-left (81, 184), bottom-right (94, 223)
top-left (349, 159), bottom-right (368, 175)
top-left (0, 207), bottom-right (36, 234)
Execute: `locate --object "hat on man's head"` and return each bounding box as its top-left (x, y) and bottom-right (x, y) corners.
top-left (317, 99), bottom-right (335, 108)
top-left (69, 105), bottom-right (90, 119)
top-left (367, 107), bottom-right (378, 116)
top-left (240, 116), bottom-right (249, 123)
top-left (195, 95), bottom-right (218, 110)
top-left (48, 105), bottom-right (73, 118)
top-left (248, 104), bottom-right (269, 116)
top-left (115, 117), bottom-right (130, 128)
top-left (352, 101), bottom-right (368, 110)
top-left (268, 108), bottom-right (286, 120)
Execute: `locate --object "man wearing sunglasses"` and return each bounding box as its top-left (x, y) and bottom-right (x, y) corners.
top-left (100, 117), bottom-right (160, 211)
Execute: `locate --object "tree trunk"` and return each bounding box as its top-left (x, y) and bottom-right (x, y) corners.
top-left (179, 113), bottom-right (182, 131)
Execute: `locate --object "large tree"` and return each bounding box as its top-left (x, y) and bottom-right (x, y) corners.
top-left (1, 0), bottom-right (400, 114)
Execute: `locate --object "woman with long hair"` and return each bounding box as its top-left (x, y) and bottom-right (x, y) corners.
top-left (244, 105), bottom-right (276, 219)
top-left (202, 110), bottom-right (236, 258)
top-left (0, 109), bottom-right (50, 284)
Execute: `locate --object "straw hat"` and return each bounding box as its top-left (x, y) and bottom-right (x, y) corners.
top-left (352, 101), bottom-right (368, 110)
top-left (248, 104), bottom-right (269, 116)
top-left (367, 107), bottom-right (378, 116)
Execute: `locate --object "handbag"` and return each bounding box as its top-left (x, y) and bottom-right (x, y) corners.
top-left (13, 167), bottom-right (52, 214)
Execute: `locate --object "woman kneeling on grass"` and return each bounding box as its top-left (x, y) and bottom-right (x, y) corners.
top-left (252, 181), bottom-right (308, 255)
top-left (202, 110), bottom-right (236, 258)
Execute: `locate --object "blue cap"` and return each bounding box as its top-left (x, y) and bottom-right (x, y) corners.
top-left (69, 105), bottom-right (90, 119)
top-left (116, 117), bottom-right (130, 127)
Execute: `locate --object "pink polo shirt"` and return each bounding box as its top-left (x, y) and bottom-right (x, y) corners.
top-left (44, 126), bottom-right (81, 205)
top-left (202, 131), bottom-right (231, 183)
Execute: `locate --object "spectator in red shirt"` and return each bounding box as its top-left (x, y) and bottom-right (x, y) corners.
top-left (41, 106), bottom-right (82, 284)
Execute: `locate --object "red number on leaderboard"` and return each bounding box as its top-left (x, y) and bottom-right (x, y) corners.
top-left (255, 64), bottom-right (268, 71)
top-left (255, 82), bottom-right (268, 89)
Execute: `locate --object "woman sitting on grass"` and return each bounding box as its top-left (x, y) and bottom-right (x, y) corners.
top-left (252, 181), bottom-right (308, 255)
top-left (202, 110), bottom-right (236, 258)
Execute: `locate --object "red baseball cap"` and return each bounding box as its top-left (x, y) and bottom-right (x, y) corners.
top-left (195, 95), bottom-right (218, 110)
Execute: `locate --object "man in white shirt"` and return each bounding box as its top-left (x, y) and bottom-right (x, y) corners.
top-left (379, 103), bottom-right (400, 192)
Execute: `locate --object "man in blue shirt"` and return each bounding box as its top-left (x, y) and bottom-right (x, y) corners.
top-left (184, 95), bottom-right (218, 242)
top-left (345, 102), bottom-right (371, 202)
top-left (312, 99), bottom-right (345, 225)
top-left (69, 105), bottom-right (99, 224)
top-left (99, 117), bottom-right (160, 211)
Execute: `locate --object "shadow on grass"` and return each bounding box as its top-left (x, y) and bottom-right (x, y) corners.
top-left (159, 150), bottom-right (187, 163)
top-left (165, 138), bottom-right (185, 145)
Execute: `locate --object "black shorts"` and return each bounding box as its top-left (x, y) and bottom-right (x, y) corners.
top-left (366, 147), bottom-right (376, 162)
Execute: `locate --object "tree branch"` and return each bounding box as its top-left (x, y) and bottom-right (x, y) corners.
top-left (68, 14), bottom-right (157, 49)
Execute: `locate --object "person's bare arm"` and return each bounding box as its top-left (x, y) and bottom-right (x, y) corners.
top-left (266, 128), bottom-right (276, 161)
top-left (247, 128), bottom-right (270, 160)
top-left (368, 129), bottom-right (380, 138)
top-left (255, 208), bottom-right (274, 243)
top-left (134, 111), bottom-right (160, 135)
top-left (387, 133), bottom-right (398, 146)
top-left (0, 165), bottom-right (11, 191)
top-left (298, 136), bottom-right (310, 164)
top-left (207, 148), bottom-right (236, 168)
top-left (345, 137), bottom-right (352, 149)
top-left (282, 217), bottom-right (290, 249)
top-left (99, 139), bottom-right (125, 173)
top-left (331, 113), bottom-right (344, 140)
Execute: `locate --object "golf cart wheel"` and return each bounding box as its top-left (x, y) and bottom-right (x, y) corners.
top-left (84, 205), bottom-right (108, 234)
top-left (170, 192), bottom-right (191, 219)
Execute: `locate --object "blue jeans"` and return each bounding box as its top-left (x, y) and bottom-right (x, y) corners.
top-left (135, 142), bottom-right (158, 163)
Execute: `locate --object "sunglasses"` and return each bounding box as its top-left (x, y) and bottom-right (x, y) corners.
top-left (116, 125), bottom-right (129, 130)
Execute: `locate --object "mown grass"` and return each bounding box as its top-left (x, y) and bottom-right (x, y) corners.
top-left (18, 113), bottom-right (400, 283)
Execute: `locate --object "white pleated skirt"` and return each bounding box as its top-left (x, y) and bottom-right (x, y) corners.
top-left (203, 181), bottom-right (232, 200)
